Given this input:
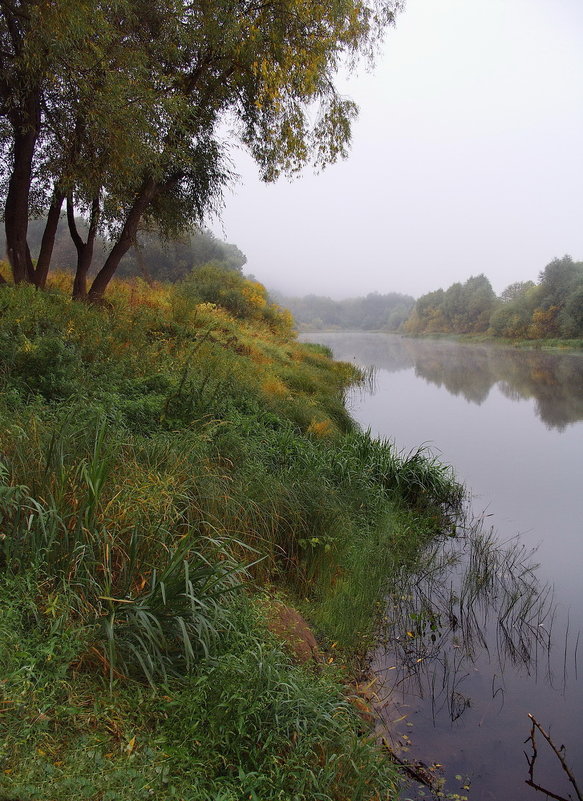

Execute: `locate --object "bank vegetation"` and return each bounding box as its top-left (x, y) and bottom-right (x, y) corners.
top-left (402, 256), bottom-right (583, 347)
top-left (0, 271), bottom-right (462, 800)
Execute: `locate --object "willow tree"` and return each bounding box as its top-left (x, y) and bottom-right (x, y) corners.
top-left (86, 0), bottom-right (404, 301)
top-left (0, 0), bottom-right (168, 294)
top-left (0, 0), bottom-right (109, 283)
top-left (1, 0), bottom-right (403, 298)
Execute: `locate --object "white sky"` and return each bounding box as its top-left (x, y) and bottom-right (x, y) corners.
top-left (213, 0), bottom-right (583, 300)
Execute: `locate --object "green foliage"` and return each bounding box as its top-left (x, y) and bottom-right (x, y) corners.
top-left (99, 536), bottom-right (244, 687)
top-left (0, 276), bottom-right (463, 798)
top-left (489, 284), bottom-right (538, 338)
top-left (560, 283), bottom-right (583, 336)
top-left (403, 256), bottom-right (583, 341)
top-left (404, 275), bottom-right (497, 335)
top-left (1, 0), bottom-right (404, 295)
top-left (0, 579), bottom-right (399, 800)
top-left (0, 219), bottom-right (247, 284)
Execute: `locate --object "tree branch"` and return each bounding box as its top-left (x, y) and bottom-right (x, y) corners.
top-left (525, 713), bottom-right (582, 801)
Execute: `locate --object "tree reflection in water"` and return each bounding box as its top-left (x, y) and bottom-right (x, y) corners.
top-left (408, 342), bottom-right (583, 431)
top-left (314, 334), bottom-right (583, 430)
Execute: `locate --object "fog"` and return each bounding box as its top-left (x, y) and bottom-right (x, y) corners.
top-left (212, 0), bottom-right (583, 300)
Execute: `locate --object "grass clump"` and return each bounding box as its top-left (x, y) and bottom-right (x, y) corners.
top-left (0, 576), bottom-right (397, 801)
top-left (0, 275), bottom-right (462, 799)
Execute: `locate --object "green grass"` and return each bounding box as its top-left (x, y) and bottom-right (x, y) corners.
top-left (0, 574), bottom-right (400, 801)
top-left (0, 276), bottom-right (463, 799)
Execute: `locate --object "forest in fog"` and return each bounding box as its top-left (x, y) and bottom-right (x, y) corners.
top-left (3, 215), bottom-right (580, 341)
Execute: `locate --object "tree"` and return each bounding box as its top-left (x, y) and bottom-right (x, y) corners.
top-left (87, 0), bottom-right (404, 300)
top-left (530, 256), bottom-right (583, 338)
top-left (463, 274), bottom-right (497, 332)
top-left (403, 288), bottom-right (446, 334)
top-left (500, 281), bottom-right (536, 303)
top-left (116, 227), bottom-right (247, 282)
top-left (537, 256), bottom-right (582, 309)
top-left (0, 0), bottom-right (164, 294)
top-left (560, 284), bottom-right (583, 337)
top-left (1, 0), bottom-right (404, 299)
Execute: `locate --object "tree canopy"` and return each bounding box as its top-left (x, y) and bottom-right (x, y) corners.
top-left (402, 257), bottom-right (583, 340)
top-left (1, 0), bottom-right (403, 298)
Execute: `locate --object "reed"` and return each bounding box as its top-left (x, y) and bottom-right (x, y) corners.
top-left (375, 512), bottom-right (557, 724)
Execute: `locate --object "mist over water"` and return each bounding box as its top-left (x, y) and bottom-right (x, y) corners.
top-left (302, 333), bottom-right (583, 801)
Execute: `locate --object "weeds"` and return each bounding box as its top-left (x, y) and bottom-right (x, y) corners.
top-left (0, 278), bottom-right (463, 798)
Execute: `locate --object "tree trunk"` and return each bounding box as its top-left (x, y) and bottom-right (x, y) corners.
top-left (4, 92), bottom-right (41, 284)
top-left (87, 177), bottom-right (159, 302)
top-left (67, 195), bottom-right (100, 300)
top-left (34, 190), bottom-right (65, 288)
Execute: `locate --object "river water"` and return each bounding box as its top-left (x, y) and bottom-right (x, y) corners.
top-left (303, 333), bottom-right (583, 801)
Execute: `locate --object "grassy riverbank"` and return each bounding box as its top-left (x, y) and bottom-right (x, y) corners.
top-left (0, 275), bottom-right (462, 800)
top-left (401, 331), bottom-right (583, 353)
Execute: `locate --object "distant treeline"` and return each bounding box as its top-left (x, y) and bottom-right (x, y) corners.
top-left (273, 292), bottom-right (415, 332)
top-left (0, 218), bottom-right (246, 283)
top-left (402, 256), bottom-right (583, 340)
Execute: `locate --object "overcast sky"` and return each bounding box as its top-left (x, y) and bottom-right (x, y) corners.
top-left (212, 0), bottom-right (583, 300)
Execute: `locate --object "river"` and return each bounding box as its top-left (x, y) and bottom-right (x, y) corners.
top-left (302, 333), bottom-right (583, 801)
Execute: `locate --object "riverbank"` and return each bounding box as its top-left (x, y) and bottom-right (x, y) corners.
top-left (0, 277), bottom-right (462, 800)
top-left (300, 330), bottom-right (583, 800)
top-left (299, 327), bottom-right (583, 353)
top-left (401, 334), bottom-right (583, 353)
top-left (401, 331), bottom-right (583, 353)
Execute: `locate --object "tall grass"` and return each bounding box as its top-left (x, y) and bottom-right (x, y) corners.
top-left (0, 579), bottom-right (399, 800)
top-left (0, 277), bottom-right (464, 799)
top-left (1, 415), bottom-right (250, 687)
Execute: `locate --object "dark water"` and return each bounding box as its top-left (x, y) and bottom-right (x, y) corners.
top-left (303, 333), bottom-right (583, 801)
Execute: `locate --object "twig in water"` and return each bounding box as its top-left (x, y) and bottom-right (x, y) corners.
top-left (524, 712), bottom-right (582, 801)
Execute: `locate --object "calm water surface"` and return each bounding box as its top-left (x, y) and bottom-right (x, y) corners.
top-left (303, 333), bottom-right (583, 801)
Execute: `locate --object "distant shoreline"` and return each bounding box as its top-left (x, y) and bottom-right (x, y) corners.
top-left (299, 329), bottom-right (583, 354)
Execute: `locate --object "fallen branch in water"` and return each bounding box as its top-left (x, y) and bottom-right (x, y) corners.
top-left (524, 713), bottom-right (582, 801)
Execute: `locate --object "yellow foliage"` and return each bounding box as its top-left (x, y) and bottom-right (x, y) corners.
top-left (109, 278), bottom-right (172, 310)
top-left (307, 418), bottom-right (334, 438)
top-left (262, 377), bottom-right (289, 397)
top-left (528, 306), bottom-right (560, 339)
top-left (46, 270), bottom-right (74, 293)
top-left (242, 283), bottom-right (267, 309)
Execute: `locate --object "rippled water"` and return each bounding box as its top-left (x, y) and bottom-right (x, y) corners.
top-left (302, 333), bottom-right (583, 801)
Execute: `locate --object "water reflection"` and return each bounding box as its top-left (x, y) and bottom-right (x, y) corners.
top-left (309, 334), bottom-right (583, 430)
top-left (302, 332), bottom-right (583, 801)
top-left (375, 516), bottom-right (558, 725)
top-left (372, 511), bottom-right (579, 801)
